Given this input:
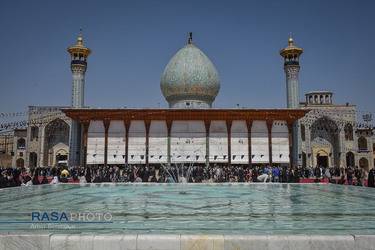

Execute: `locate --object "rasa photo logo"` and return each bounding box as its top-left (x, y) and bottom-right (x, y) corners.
top-left (30, 212), bottom-right (113, 229)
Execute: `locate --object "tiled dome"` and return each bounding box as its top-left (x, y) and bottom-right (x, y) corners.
top-left (160, 43), bottom-right (220, 108)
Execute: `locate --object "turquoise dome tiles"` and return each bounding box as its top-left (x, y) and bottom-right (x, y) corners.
top-left (160, 43), bottom-right (220, 108)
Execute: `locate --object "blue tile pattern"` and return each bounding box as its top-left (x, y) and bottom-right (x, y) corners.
top-left (160, 44), bottom-right (220, 105)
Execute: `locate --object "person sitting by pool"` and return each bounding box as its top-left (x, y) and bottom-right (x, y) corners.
top-left (257, 170), bottom-right (269, 183)
top-left (79, 176), bottom-right (87, 183)
top-left (264, 166), bottom-right (271, 182)
top-left (166, 175), bottom-right (174, 183)
top-left (328, 177), bottom-right (336, 184)
top-left (313, 176), bottom-right (321, 183)
top-left (50, 175), bottom-right (59, 184)
top-left (32, 172), bottom-right (40, 185)
top-left (337, 176), bottom-right (346, 185)
top-left (150, 175), bottom-right (157, 182)
top-left (41, 174), bottom-right (49, 184)
top-left (60, 174), bottom-right (68, 183)
top-left (194, 174), bottom-right (202, 183)
top-left (135, 175), bottom-right (142, 183)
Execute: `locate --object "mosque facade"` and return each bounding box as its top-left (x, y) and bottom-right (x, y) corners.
top-left (11, 32), bottom-right (374, 170)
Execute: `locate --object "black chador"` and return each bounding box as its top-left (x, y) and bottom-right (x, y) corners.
top-left (368, 168), bottom-right (375, 188)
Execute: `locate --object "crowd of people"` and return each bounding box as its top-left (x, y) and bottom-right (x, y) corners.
top-left (0, 164), bottom-right (374, 188)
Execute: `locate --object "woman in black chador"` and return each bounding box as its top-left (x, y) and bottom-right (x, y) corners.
top-left (368, 167), bottom-right (375, 188)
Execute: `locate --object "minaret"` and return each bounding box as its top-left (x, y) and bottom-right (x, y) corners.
top-left (280, 34), bottom-right (303, 166)
top-left (67, 28), bottom-right (92, 166)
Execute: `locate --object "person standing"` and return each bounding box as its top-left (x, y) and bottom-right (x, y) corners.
top-left (347, 167), bottom-right (354, 185)
top-left (360, 166), bottom-right (367, 187)
top-left (272, 166), bottom-right (279, 183)
top-left (368, 167), bottom-right (375, 188)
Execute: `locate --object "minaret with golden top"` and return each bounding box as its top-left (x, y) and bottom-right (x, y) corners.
top-left (280, 34), bottom-right (303, 166)
top-left (67, 27), bottom-right (92, 108)
top-left (67, 27), bottom-right (92, 166)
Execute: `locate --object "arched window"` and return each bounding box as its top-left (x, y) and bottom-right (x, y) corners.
top-left (16, 158), bottom-right (24, 168)
top-left (320, 95), bottom-right (323, 104)
top-left (358, 137), bottom-right (367, 150)
top-left (346, 152), bottom-right (355, 167)
top-left (30, 126), bottom-right (39, 141)
top-left (344, 124), bottom-right (353, 141)
top-left (301, 124), bottom-right (306, 141)
top-left (359, 157), bottom-right (369, 172)
top-left (17, 138), bottom-right (25, 148)
top-left (309, 96), bottom-right (313, 104)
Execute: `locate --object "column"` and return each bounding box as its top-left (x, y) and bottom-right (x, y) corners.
top-left (124, 120), bottom-right (130, 166)
top-left (205, 120), bottom-right (211, 168)
top-left (166, 120), bottom-right (172, 168)
top-left (83, 122), bottom-right (89, 168)
top-left (267, 120), bottom-right (273, 166)
top-left (226, 120), bottom-right (232, 167)
top-left (246, 120), bottom-right (253, 168)
top-left (145, 120), bottom-right (151, 168)
top-left (104, 121), bottom-right (110, 167)
top-left (287, 122), bottom-right (294, 167)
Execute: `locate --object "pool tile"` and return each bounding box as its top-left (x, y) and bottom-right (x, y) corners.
top-left (310, 235), bottom-right (354, 250)
top-left (224, 234), bottom-right (268, 250)
top-left (137, 234), bottom-right (180, 250)
top-left (353, 234), bottom-right (375, 250)
top-left (268, 235), bottom-right (311, 250)
top-left (4, 233), bottom-right (51, 250)
top-left (52, 234), bottom-right (94, 250)
top-left (93, 234), bottom-right (137, 250)
top-left (181, 234), bottom-right (224, 250)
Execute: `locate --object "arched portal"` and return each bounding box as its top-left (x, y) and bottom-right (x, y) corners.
top-left (311, 117), bottom-right (339, 168)
top-left (346, 152), bottom-right (355, 167)
top-left (30, 126), bottom-right (39, 141)
top-left (29, 152), bottom-right (37, 167)
top-left (16, 158), bottom-right (24, 168)
top-left (344, 124), bottom-right (353, 141)
top-left (359, 157), bottom-right (369, 172)
top-left (17, 138), bottom-right (25, 148)
top-left (43, 119), bottom-right (70, 166)
top-left (358, 137), bottom-right (367, 150)
top-left (302, 152), bottom-right (306, 168)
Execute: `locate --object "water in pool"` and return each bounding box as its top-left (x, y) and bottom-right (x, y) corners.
top-left (1, 183), bottom-right (374, 234)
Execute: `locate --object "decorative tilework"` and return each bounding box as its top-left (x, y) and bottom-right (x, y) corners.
top-left (160, 44), bottom-right (220, 107)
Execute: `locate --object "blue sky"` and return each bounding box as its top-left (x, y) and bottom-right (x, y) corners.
top-left (0, 0), bottom-right (374, 125)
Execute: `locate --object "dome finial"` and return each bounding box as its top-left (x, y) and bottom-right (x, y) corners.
top-left (78, 26), bottom-right (83, 45)
top-left (188, 32), bottom-right (192, 44)
top-left (288, 32), bottom-right (293, 46)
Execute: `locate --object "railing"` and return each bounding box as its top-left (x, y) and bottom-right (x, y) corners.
top-left (284, 61), bottom-right (299, 66)
top-left (71, 60), bottom-right (87, 66)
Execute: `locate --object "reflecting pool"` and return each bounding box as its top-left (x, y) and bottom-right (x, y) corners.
top-left (1, 183), bottom-right (374, 234)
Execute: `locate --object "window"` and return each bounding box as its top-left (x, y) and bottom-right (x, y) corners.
top-left (17, 138), bottom-right (25, 147)
top-left (30, 127), bottom-right (39, 141)
top-left (344, 124), bottom-right (353, 141)
top-left (358, 137), bottom-right (367, 150)
top-left (301, 124), bottom-right (306, 141)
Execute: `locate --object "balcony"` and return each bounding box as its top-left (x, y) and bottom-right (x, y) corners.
top-left (71, 60), bottom-right (87, 66)
top-left (284, 61), bottom-right (299, 66)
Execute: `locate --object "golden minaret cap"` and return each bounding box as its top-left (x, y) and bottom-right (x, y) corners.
top-left (67, 27), bottom-right (92, 62)
top-left (78, 27), bottom-right (83, 45)
top-left (279, 33), bottom-right (303, 58)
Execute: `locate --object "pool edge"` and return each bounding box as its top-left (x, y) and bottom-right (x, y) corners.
top-left (0, 233), bottom-right (373, 250)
